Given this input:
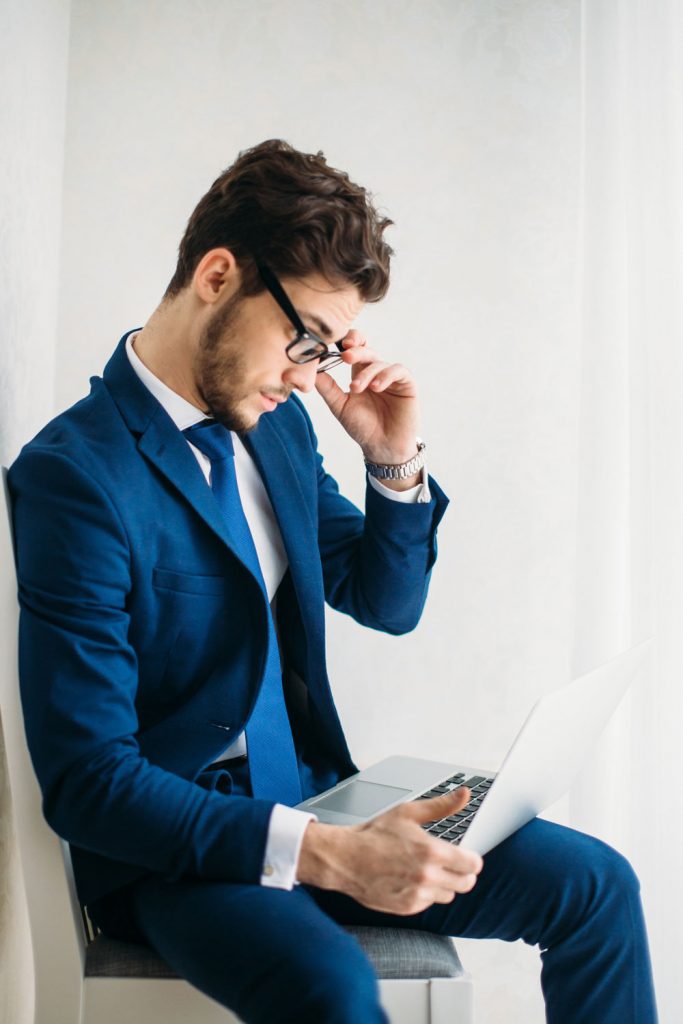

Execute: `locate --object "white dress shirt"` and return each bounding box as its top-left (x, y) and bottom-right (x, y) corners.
top-left (126, 331), bottom-right (428, 888)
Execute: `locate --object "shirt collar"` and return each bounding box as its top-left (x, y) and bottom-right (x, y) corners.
top-left (125, 331), bottom-right (207, 431)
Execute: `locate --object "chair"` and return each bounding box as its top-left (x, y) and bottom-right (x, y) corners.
top-left (0, 468), bottom-right (474, 1024)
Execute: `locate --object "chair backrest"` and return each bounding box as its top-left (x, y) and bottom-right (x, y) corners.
top-left (1, 468), bottom-right (87, 1023)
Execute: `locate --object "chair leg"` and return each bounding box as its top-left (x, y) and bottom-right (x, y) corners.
top-left (430, 975), bottom-right (475, 1024)
top-left (376, 976), bottom-right (475, 1024)
top-left (378, 979), bottom-right (430, 1022)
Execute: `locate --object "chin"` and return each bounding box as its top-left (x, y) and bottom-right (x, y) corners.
top-left (202, 387), bottom-right (272, 433)
top-left (240, 415), bottom-right (261, 434)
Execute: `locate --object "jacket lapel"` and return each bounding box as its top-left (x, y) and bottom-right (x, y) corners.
top-left (242, 413), bottom-right (320, 614)
top-left (103, 333), bottom-right (263, 579)
top-left (137, 415), bottom-right (260, 570)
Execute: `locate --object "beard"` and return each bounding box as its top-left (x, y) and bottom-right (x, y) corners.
top-left (194, 290), bottom-right (264, 433)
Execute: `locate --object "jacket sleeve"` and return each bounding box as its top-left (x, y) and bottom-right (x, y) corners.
top-left (292, 397), bottom-right (450, 635)
top-left (8, 448), bottom-right (274, 886)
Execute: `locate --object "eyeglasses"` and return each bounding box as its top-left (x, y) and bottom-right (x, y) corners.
top-left (256, 262), bottom-right (345, 373)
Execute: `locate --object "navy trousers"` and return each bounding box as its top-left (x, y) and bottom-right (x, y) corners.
top-left (115, 818), bottom-right (657, 1024)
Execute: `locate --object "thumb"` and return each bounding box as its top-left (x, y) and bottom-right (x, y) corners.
top-left (314, 372), bottom-right (348, 419)
top-left (403, 787), bottom-right (471, 824)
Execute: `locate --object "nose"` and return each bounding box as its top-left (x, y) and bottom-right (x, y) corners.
top-left (282, 360), bottom-right (318, 394)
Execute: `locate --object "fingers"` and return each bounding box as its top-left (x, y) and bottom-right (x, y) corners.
top-left (348, 803), bottom-right (484, 915)
top-left (440, 845), bottom-right (483, 881)
top-left (405, 787), bottom-right (472, 823)
top-left (433, 869), bottom-right (479, 898)
top-left (331, 330), bottom-right (417, 398)
top-left (338, 333), bottom-right (402, 377)
top-left (346, 354), bottom-right (415, 397)
top-left (339, 329), bottom-right (368, 351)
top-left (402, 789), bottom-right (484, 878)
top-left (350, 361), bottom-right (414, 397)
top-left (399, 852), bottom-right (482, 915)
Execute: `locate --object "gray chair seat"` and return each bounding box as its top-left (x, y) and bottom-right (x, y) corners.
top-left (85, 926), bottom-right (464, 981)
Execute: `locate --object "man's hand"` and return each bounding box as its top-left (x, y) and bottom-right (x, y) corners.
top-left (296, 788), bottom-right (484, 915)
top-left (315, 331), bottom-right (421, 476)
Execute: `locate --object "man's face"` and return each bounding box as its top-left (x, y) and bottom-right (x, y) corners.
top-left (194, 273), bottom-right (364, 432)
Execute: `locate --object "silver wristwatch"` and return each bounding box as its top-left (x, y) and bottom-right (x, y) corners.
top-left (364, 441), bottom-right (427, 481)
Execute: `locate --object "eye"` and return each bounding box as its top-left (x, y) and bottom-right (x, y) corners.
top-left (292, 336), bottom-right (326, 360)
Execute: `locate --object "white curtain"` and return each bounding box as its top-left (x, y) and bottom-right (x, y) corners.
top-left (570, 2), bottom-right (683, 1020)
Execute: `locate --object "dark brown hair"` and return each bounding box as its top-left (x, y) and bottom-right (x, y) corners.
top-left (163, 139), bottom-right (393, 302)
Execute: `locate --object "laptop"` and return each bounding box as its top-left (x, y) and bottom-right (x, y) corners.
top-left (296, 639), bottom-right (653, 855)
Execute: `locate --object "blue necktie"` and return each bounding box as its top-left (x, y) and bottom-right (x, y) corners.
top-left (183, 420), bottom-right (302, 806)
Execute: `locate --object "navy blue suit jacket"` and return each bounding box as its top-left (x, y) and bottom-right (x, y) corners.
top-left (9, 334), bottom-right (449, 907)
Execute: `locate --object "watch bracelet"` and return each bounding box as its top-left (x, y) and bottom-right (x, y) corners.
top-left (364, 441), bottom-right (427, 480)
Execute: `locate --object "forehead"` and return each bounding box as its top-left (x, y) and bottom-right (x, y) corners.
top-left (280, 273), bottom-right (364, 337)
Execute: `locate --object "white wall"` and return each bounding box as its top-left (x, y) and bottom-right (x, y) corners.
top-left (58, 0), bottom-right (581, 761)
top-left (0, 2), bottom-right (72, 1021)
top-left (54, 3), bottom-right (580, 1019)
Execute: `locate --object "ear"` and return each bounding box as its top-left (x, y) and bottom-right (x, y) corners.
top-left (191, 248), bottom-right (240, 305)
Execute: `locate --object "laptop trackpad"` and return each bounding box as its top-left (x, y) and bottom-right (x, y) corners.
top-left (311, 780), bottom-right (412, 817)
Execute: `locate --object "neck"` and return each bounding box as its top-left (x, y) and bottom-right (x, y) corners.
top-left (133, 298), bottom-right (206, 409)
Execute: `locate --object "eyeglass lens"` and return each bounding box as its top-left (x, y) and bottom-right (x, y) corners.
top-left (287, 336), bottom-right (345, 372)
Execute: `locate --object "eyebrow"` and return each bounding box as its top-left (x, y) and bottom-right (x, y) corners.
top-left (297, 310), bottom-right (335, 340)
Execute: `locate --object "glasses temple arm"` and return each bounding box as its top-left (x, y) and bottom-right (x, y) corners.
top-left (256, 262), bottom-right (308, 335)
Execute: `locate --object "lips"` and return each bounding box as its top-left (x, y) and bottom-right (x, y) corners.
top-left (260, 393), bottom-right (279, 412)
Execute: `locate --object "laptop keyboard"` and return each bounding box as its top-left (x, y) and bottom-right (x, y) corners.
top-left (413, 771), bottom-right (494, 844)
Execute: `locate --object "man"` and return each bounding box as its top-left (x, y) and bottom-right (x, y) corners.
top-left (9, 140), bottom-right (657, 1023)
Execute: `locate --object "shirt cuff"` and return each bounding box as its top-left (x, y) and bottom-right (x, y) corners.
top-left (260, 804), bottom-right (318, 889)
top-left (367, 463), bottom-right (431, 504)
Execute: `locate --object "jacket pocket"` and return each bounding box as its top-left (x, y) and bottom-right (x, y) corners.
top-left (152, 567), bottom-right (228, 596)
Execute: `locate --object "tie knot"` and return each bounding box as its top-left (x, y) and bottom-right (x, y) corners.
top-left (183, 420), bottom-right (235, 463)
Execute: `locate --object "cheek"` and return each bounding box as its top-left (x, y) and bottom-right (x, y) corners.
top-left (246, 351), bottom-right (290, 389)
top-left (212, 319), bottom-right (290, 390)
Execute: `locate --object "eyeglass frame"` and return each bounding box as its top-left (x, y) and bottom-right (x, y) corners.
top-left (256, 261), bottom-right (346, 373)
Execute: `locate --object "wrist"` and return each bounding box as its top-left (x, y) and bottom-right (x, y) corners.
top-left (362, 445), bottom-right (418, 465)
top-left (296, 820), bottom-right (355, 890)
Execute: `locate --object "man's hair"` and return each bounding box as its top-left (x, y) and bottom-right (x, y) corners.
top-left (163, 139), bottom-right (393, 303)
